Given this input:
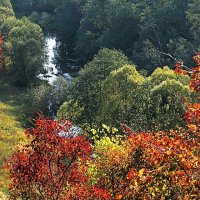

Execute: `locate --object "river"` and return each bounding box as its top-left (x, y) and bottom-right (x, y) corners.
top-left (38, 37), bottom-right (73, 85)
top-left (37, 37), bottom-right (81, 134)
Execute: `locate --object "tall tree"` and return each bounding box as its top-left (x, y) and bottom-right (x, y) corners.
top-left (0, 0), bottom-right (14, 26)
top-left (4, 17), bottom-right (44, 86)
top-left (68, 48), bottom-right (130, 127)
top-left (101, 65), bottom-right (145, 129)
top-left (186, 0), bottom-right (200, 46)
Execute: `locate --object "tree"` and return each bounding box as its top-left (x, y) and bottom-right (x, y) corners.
top-left (10, 0), bottom-right (63, 17)
top-left (6, 117), bottom-right (111, 200)
top-left (147, 66), bottom-right (189, 87)
top-left (52, 0), bottom-right (82, 72)
top-left (70, 48), bottom-right (130, 127)
top-left (5, 17), bottom-right (44, 86)
top-left (175, 52), bottom-right (200, 133)
top-left (6, 53), bottom-right (200, 199)
top-left (0, 33), bottom-right (4, 71)
top-left (26, 82), bottom-right (51, 116)
top-left (186, 0), bottom-right (200, 47)
top-left (143, 66), bottom-right (191, 130)
top-left (75, 0), bottom-right (110, 64)
top-left (76, 0), bottom-right (140, 65)
top-left (88, 122), bottom-right (199, 199)
top-left (101, 65), bottom-right (145, 129)
top-left (132, 39), bottom-right (165, 73)
top-left (148, 79), bottom-right (190, 130)
top-left (167, 37), bottom-right (195, 67)
top-left (0, 0), bottom-right (14, 26)
top-left (91, 59), bottom-right (200, 198)
top-left (0, 0), bottom-right (12, 8)
top-left (100, 2), bottom-right (140, 57)
top-left (132, 0), bottom-right (189, 72)
top-left (27, 76), bottom-right (69, 117)
top-left (0, 1), bottom-right (45, 87)
top-left (57, 99), bottom-right (84, 124)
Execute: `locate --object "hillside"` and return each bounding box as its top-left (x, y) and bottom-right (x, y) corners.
top-left (0, 0), bottom-right (199, 199)
top-left (0, 74), bottom-right (27, 195)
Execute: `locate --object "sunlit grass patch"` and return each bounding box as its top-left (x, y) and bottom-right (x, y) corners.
top-left (0, 76), bottom-right (27, 195)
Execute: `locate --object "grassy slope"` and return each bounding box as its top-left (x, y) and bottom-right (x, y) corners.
top-left (0, 74), bottom-right (27, 195)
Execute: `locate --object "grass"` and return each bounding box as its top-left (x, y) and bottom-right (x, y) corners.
top-left (0, 74), bottom-right (27, 195)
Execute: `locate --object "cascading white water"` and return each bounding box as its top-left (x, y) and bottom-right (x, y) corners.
top-left (37, 37), bottom-right (72, 85)
top-left (38, 37), bottom-right (80, 135)
top-left (44, 37), bottom-right (59, 74)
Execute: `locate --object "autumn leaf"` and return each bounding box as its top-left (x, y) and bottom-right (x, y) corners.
top-left (116, 194), bottom-right (123, 200)
top-left (175, 62), bottom-right (181, 68)
top-left (166, 150), bottom-right (172, 155)
top-left (127, 168), bottom-right (135, 180)
top-left (139, 168), bottom-right (145, 177)
top-left (187, 124), bottom-right (198, 132)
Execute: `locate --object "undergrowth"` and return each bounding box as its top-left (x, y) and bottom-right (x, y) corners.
top-left (0, 74), bottom-right (27, 195)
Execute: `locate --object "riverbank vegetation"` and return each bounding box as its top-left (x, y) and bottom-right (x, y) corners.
top-left (0, 74), bottom-right (27, 195)
top-left (0, 0), bottom-right (199, 199)
top-left (10, 0), bottom-right (200, 73)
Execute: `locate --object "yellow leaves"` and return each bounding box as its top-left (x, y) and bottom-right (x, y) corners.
top-left (149, 187), bottom-right (153, 192)
top-left (139, 168), bottom-right (145, 177)
top-left (192, 157), bottom-right (198, 167)
top-left (158, 166), bottom-right (163, 171)
top-left (152, 192), bottom-right (156, 197)
top-left (181, 158), bottom-right (186, 162)
top-left (191, 180), bottom-right (197, 186)
top-left (162, 185), bottom-right (167, 191)
top-left (112, 127), bottom-right (119, 133)
top-left (187, 124), bottom-right (198, 132)
top-left (91, 124), bottom-right (199, 199)
top-left (129, 185), bottom-right (134, 189)
top-left (92, 125), bottom-right (122, 145)
top-left (134, 181), bottom-right (138, 187)
top-left (91, 129), bottom-right (97, 135)
top-left (102, 124), bottom-right (109, 130)
top-left (166, 150), bottom-right (172, 155)
top-left (102, 125), bottom-right (118, 134)
top-left (94, 135), bottom-right (129, 172)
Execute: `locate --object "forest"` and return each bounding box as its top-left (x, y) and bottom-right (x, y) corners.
top-left (0, 0), bottom-right (199, 199)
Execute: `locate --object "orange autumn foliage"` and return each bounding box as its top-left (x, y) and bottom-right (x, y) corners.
top-left (89, 54), bottom-right (200, 199)
top-left (6, 53), bottom-right (200, 199)
top-left (92, 130), bottom-right (199, 199)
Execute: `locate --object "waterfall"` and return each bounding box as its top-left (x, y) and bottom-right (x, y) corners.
top-left (37, 37), bottom-right (72, 85)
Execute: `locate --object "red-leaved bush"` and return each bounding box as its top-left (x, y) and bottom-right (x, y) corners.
top-left (5, 117), bottom-right (111, 200)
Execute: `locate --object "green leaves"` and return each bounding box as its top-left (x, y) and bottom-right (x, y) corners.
top-left (102, 64), bottom-right (145, 127)
top-left (70, 48), bottom-right (130, 127)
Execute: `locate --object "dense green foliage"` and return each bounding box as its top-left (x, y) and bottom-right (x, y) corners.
top-left (101, 65), bottom-right (145, 129)
top-left (26, 76), bottom-right (69, 117)
top-left (69, 49), bottom-right (131, 127)
top-left (0, 0), bottom-right (45, 86)
top-left (10, 0), bottom-right (200, 73)
top-left (0, 0), bottom-right (14, 27)
top-left (58, 49), bottom-right (191, 131)
top-left (0, 0), bottom-right (196, 137)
